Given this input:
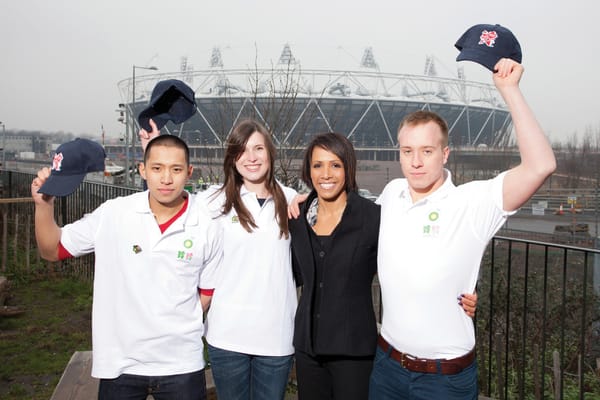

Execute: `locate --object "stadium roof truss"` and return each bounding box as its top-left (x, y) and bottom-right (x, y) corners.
top-left (118, 67), bottom-right (513, 149)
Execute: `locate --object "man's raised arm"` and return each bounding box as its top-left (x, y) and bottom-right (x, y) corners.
top-left (494, 58), bottom-right (556, 212)
top-left (31, 167), bottom-right (61, 261)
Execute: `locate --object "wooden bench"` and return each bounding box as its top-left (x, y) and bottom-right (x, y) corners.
top-left (50, 351), bottom-right (98, 400)
top-left (50, 351), bottom-right (216, 400)
top-left (50, 351), bottom-right (492, 399)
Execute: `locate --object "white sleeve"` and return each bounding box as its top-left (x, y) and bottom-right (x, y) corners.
top-left (197, 186), bottom-right (225, 218)
top-left (60, 204), bottom-right (106, 257)
top-left (464, 172), bottom-right (514, 243)
top-left (198, 216), bottom-right (223, 290)
top-left (280, 184), bottom-right (298, 204)
top-left (376, 179), bottom-right (396, 206)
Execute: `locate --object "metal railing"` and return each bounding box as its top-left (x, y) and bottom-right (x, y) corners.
top-left (0, 170), bottom-right (139, 279)
top-left (1, 170), bottom-right (599, 398)
top-left (477, 236), bottom-right (600, 399)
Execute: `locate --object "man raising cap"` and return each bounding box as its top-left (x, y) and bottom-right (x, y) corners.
top-left (369, 57), bottom-right (555, 399)
top-left (32, 134), bottom-right (223, 400)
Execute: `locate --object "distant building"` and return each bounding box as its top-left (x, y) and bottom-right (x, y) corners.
top-left (2, 131), bottom-right (73, 159)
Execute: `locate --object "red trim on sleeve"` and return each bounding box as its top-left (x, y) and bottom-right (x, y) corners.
top-left (57, 242), bottom-right (73, 260)
top-left (199, 288), bottom-right (214, 297)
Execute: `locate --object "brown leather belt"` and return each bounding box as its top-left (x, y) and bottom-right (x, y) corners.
top-left (377, 335), bottom-right (475, 375)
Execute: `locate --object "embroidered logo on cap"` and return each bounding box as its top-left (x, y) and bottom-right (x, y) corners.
top-left (479, 30), bottom-right (498, 47)
top-left (52, 153), bottom-right (64, 171)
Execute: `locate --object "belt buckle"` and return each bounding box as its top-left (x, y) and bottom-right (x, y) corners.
top-left (400, 352), bottom-right (417, 370)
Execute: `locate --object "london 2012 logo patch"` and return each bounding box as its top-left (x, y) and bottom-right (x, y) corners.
top-left (479, 30), bottom-right (498, 47)
top-left (52, 153), bottom-right (64, 171)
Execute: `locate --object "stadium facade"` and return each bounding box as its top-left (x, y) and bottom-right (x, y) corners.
top-left (117, 45), bottom-right (512, 161)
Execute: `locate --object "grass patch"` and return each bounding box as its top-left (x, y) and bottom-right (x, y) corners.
top-left (0, 276), bottom-right (92, 399)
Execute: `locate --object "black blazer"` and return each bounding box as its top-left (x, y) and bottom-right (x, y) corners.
top-left (290, 190), bottom-right (380, 356)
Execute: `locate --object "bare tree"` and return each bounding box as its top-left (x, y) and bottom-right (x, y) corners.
top-left (197, 49), bottom-right (325, 189)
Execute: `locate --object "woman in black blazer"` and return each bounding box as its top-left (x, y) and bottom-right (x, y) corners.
top-left (289, 132), bottom-right (379, 400)
top-left (288, 133), bottom-right (477, 399)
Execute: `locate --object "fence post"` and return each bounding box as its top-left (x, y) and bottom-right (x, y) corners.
top-left (478, 341), bottom-right (488, 394)
top-left (533, 344), bottom-right (541, 399)
top-left (25, 215), bottom-right (31, 272)
top-left (578, 354), bottom-right (582, 395)
top-left (594, 237), bottom-right (600, 296)
top-left (495, 332), bottom-right (504, 399)
top-left (594, 238), bottom-right (600, 364)
top-left (553, 350), bottom-right (561, 400)
top-left (13, 213), bottom-right (18, 268)
top-left (2, 211), bottom-right (7, 272)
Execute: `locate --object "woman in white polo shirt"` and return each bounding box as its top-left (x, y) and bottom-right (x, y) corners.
top-left (200, 119), bottom-right (297, 400)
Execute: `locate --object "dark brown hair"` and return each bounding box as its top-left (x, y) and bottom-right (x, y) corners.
top-left (219, 119), bottom-right (289, 238)
top-left (301, 132), bottom-right (358, 192)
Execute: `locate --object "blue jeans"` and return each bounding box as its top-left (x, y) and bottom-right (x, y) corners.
top-left (368, 346), bottom-right (477, 400)
top-left (207, 343), bottom-right (293, 400)
top-left (97, 370), bottom-right (206, 400)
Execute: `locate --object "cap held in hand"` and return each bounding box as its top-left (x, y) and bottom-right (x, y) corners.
top-left (38, 138), bottom-right (106, 197)
top-left (138, 79), bottom-right (197, 132)
top-left (455, 24), bottom-right (522, 72)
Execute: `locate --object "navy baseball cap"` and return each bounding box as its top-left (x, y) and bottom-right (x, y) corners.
top-left (38, 138), bottom-right (106, 197)
top-left (455, 24), bottom-right (522, 72)
top-left (138, 79), bottom-right (197, 132)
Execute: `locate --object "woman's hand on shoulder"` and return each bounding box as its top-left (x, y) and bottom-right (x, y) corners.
top-left (458, 292), bottom-right (478, 318)
top-left (288, 193), bottom-right (309, 219)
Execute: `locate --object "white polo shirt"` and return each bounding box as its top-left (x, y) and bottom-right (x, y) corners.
top-left (60, 191), bottom-right (223, 378)
top-left (200, 183), bottom-right (297, 356)
top-left (377, 170), bottom-right (512, 359)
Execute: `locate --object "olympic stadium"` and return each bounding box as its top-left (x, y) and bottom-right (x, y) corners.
top-left (117, 45), bottom-right (513, 162)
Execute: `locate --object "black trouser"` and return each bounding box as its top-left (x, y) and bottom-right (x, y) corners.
top-left (295, 350), bottom-right (374, 400)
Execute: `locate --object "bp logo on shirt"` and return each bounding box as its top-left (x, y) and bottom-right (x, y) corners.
top-left (422, 210), bottom-right (441, 237)
top-left (176, 239), bottom-right (194, 262)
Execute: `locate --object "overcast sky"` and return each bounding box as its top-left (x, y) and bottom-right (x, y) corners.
top-left (1, 0), bottom-right (598, 143)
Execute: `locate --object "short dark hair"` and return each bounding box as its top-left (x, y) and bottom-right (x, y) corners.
top-left (398, 110), bottom-right (449, 147)
top-left (301, 132), bottom-right (358, 192)
top-left (144, 134), bottom-right (190, 165)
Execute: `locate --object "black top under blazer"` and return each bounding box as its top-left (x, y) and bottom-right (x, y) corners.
top-left (289, 190), bottom-right (380, 357)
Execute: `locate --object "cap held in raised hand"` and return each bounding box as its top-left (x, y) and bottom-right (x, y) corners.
top-left (455, 24), bottom-right (522, 72)
top-left (138, 79), bottom-right (197, 132)
top-left (38, 138), bottom-right (106, 197)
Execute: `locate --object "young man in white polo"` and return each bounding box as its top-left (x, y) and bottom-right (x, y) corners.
top-left (370, 58), bottom-right (556, 399)
top-left (32, 135), bottom-right (223, 400)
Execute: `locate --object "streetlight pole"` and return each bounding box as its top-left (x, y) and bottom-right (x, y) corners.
top-left (129, 65), bottom-right (158, 187)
